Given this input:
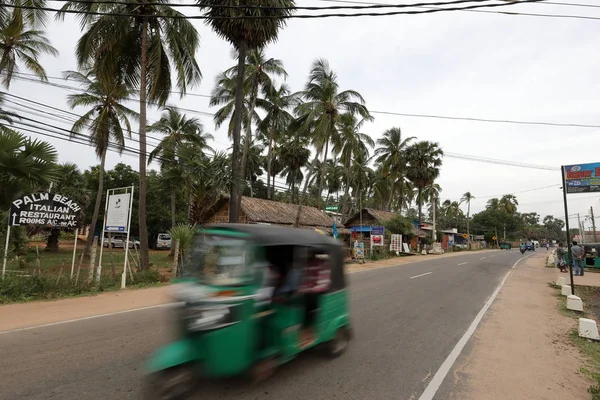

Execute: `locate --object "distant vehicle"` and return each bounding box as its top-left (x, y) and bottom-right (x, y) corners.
top-left (532, 240), bottom-right (540, 248)
top-left (155, 233), bottom-right (172, 250)
top-left (103, 234), bottom-right (140, 249)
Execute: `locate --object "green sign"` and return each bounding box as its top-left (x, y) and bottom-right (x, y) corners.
top-left (325, 205), bottom-right (339, 211)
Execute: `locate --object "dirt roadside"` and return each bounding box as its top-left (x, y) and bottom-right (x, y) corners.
top-left (0, 249), bottom-right (498, 332)
top-left (444, 252), bottom-right (592, 399)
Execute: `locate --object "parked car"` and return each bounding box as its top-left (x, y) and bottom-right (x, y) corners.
top-left (155, 233), bottom-right (172, 250)
top-left (103, 234), bottom-right (140, 249)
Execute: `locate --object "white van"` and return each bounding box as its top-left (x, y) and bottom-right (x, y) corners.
top-left (156, 233), bottom-right (172, 250)
top-left (532, 240), bottom-right (540, 248)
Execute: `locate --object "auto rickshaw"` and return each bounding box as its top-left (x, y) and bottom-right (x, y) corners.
top-left (499, 242), bottom-right (511, 250)
top-left (144, 224), bottom-right (352, 399)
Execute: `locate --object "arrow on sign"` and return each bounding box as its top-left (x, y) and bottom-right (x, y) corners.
top-left (11, 213), bottom-right (19, 226)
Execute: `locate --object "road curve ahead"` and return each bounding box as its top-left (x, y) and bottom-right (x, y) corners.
top-left (0, 250), bottom-right (530, 400)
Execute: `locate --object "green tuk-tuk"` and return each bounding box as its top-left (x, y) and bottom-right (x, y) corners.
top-left (499, 242), bottom-right (511, 250)
top-left (144, 224), bottom-right (352, 399)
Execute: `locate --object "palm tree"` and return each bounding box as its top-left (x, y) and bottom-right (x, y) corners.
top-left (0, 128), bottom-right (58, 209)
top-left (198, 0), bottom-right (295, 223)
top-left (209, 70), bottom-right (253, 138)
top-left (295, 58), bottom-right (372, 208)
top-left (63, 69), bottom-right (138, 256)
top-left (59, 0), bottom-right (202, 269)
top-left (405, 140), bottom-right (444, 225)
top-left (0, 9), bottom-right (58, 89)
top-left (279, 136), bottom-right (311, 204)
top-left (499, 194), bottom-right (519, 215)
top-left (189, 151), bottom-right (232, 223)
top-left (148, 106), bottom-right (214, 228)
top-left (374, 127), bottom-right (415, 211)
top-left (460, 191), bottom-right (475, 248)
top-left (224, 48), bottom-right (287, 188)
top-left (256, 83), bottom-right (299, 199)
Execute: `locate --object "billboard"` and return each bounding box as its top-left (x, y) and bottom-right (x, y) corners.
top-left (564, 162), bottom-right (600, 194)
top-left (105, 193), bottom-right (131, 232)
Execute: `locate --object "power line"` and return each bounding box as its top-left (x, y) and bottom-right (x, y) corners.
top-left (444, 152), bottom-right (559, 171)
top-left (8, 0), bottom-right (592, 21)
top-left (11, 71), bottom-right (600, 131)
top-left (318, 0), bottom-right (600, 20)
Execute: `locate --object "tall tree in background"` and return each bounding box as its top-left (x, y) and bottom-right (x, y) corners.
top-left (0, 8), bottom-right (58, 89)
top-left (461, 191), bottom-right (475, 248)
top-left (405, 141), bottom-right (444, 225)
top-left (148, 107), bottom-right (213, 228)
top-left (226, 48), bottom-right (286, 191)
top-left (59, 0), bottom-right (202, 269)
top-left (374, 127), bottom-right (414, 212)
top-left (256, 83), bottom-right (298, 199)
top-left (295, 58), bottom-right (371, 208)
top-left (198, 0), bottom-right (295, 222)
top-left (63, 69), bottom-right (137, 256)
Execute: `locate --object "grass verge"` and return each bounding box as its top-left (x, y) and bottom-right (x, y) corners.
top-left (551, 284), bottom-right (600, 399)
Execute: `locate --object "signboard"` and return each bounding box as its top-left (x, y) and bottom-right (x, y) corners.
top-left (105, 193), bottom-right (131, 232)
top-left (473, 235), bottom-right (484, 240)
top-left (390, 234), bottom-right (402, 252)
top-left (564, 162), bottom-right (600, 194)
top-left (371, 226), bottom-right (384, 235)
top-left (462, 233), bottom-right (468, 239)
top-left (325, 205), bottom-right (339, 211)
top-left (9, 192), bottom-right (82, 227)
top-left (371, 234), bottom-right (384, 247)
top-left (353, 241), bottom-right (364, 259)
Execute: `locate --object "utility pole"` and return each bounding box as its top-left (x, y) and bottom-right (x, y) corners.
top-left (495, 227), bottom-right (499, 247)
top-left (577, 213), bottom-right (583, 243)
top-left (432, 196), bottom-right (437, 243)
top-left (591, 207), bottom-right (598, 243)
top-left (503, 223), bottom-right (506, 241)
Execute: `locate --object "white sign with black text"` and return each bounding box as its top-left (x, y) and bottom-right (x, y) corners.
top-left (105, 193), bottom-right (131, 232)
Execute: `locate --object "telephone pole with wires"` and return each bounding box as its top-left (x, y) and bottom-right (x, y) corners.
top-left (591, 206), bottom-right (597, 243)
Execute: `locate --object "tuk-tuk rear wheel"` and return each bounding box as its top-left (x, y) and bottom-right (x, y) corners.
top-left (144, 364), bottom-right (197, 400)
top-left (325, 326), bottom-right (350, 358)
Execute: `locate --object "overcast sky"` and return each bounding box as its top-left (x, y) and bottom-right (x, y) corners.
top-left (6, 0), bottom-right (600, 228)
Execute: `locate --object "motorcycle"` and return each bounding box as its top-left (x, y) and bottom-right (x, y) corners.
top-left (520, 247), bottom-right (526, 254)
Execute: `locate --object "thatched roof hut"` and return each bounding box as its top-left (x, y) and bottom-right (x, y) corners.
top-left (204, 196), bottom-right (349, 235)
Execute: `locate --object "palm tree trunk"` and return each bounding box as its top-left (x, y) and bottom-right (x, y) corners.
top-left (83, 148), bottom-right (107, 257)
top-left (467, 200), bottom-right (471, 250)
top-left (170, 190), bottom-right (176, 228)
top-left (294, 176), bottom-right (312, 228)
top-left (229, 39), bottom-right (247, 222)
top-left (240, 85), bottom-right (258, 199)
top-left (137, 17), bottom-right (150, 270)
top-left (317, 141), bottom-right (329, 210)
top-left (266, 131), bottom-right (274, 200)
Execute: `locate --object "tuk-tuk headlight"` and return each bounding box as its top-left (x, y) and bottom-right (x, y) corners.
top-left (184, 304), bottom-right (237, 331)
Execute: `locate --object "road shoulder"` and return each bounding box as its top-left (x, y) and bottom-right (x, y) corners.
top-left (439, 252), bottom-right (591, 400)
top-left (0, 249), bottom-right (498, 333)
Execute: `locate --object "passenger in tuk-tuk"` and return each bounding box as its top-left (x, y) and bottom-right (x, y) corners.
top-left (299, 251), bottom-right (331, 347)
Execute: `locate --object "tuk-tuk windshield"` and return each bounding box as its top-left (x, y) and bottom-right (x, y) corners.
top-left (183, 233), bottom-right (253, 285)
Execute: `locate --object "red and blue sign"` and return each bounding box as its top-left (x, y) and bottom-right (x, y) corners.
top-left (564, 162), bottom-right (600, 194)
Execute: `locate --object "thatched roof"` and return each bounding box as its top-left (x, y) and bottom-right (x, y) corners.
top-left (345, 208), bottom-right (398, 226)
top-left (207, 196), bottom-right (338, 228)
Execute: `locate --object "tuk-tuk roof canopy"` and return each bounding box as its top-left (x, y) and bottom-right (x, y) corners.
top-left (202, 223), bottom-right (342, 247)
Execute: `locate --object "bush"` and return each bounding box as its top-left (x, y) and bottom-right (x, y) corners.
top-left (0, 268), bottom-right (166, 304)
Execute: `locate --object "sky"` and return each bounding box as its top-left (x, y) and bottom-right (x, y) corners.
top-left (6, 0), bottom-right (600, 229)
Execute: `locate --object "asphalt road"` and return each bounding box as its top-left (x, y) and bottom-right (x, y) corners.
top-left (0, 249), bottom-right (529, 400)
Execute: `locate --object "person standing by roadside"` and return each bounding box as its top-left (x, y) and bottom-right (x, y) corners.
top-left (571, 241), bottom-right (585, 276)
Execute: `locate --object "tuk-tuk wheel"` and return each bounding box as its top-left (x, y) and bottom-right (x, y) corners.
top-left (325, 326), bottom-right (350, 358)
top-left (144, 365), bottom-right (197, 400)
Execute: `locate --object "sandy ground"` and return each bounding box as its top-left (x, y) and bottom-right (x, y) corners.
top-left (0, 249), bottom-right (498, 332)
top-left (444, 252), bottom-right (592, 400)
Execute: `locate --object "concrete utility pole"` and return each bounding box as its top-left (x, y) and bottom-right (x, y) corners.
top-left (432, 196), bottom-right (437, 243)
top-left (591, 207), bottom-right (597, 242)
top-left (577, 213), bottom-right (584, 244)
top-left (503, 223), bottom-right (506, 241)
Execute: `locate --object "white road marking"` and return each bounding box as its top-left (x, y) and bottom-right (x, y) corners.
top-left (410, 272), bottom-right (432, 279)
top-left (480, 257), bottom-right (487, 260)
top-left (0, 302), bottom-right (182, 335)
top-left (458, 262), bottom-right (468, 265)
top-left (418, 253), bottom-right (533, 400)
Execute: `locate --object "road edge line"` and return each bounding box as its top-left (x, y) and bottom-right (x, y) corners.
top-left (0, 302), bottom-right (182, 335)
top-left (417, 252), bottom-right (534, 400)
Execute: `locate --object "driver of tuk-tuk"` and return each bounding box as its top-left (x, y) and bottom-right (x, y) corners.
top-left (299, 253), bottom-right (331, 347)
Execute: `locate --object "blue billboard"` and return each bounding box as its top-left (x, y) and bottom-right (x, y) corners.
top-left (564, 162), bottom-right (600, 194)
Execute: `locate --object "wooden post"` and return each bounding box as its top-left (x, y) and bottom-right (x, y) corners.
top-left (35, 246), bottom-right (41, 275)
top-left (88, 236), bottom-right (98, 283)
top-left (173, 239), bottom-right (180, 277)
top-left (75, 252), bottom-right (85, 285)
top-left (56, 260), bottom-right (64, 284)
